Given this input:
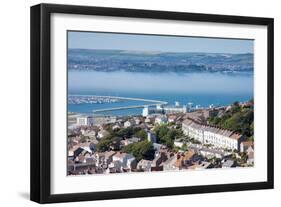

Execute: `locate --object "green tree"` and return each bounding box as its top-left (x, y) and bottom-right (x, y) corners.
top-left (135, 129), bottom-right (147, 140)
top-left (122, 140), bottom-right (155, 161)
top-left (96, 138), bottom-right (112, 152)
top-left (156, 125), bottom-right (169, 139)
top-left (181, 143), bottom-right (188, 151)
top-left (115, 127), bottom-right (134, 138)
top-left (154, 125), bottom-right (183, 148)
top-left (208, 100), bottom-right (254, 138)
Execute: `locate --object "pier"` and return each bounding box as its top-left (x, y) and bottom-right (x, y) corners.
top-left (69, 95), bottom-right (168, 114)
top-left (70, 94), bottom-right (168, 104)
top-left (70, 95), bottom-right (188, 116)
top-left (92, 103), bottom-right (162, 113)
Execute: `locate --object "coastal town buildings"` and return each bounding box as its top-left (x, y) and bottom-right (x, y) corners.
top-left (182, 118), bottom-right (245, 151)
top-left (168, 115), bottom-right (177, 123)
top-left (240, 141), bottom-right (254, 153)
top-left (155, 115), bottom-right (168, 125)
top-left (246, 147), bottom-right (254, 165)
top-left (142, 102), bottom-right (189, 117)
top-left (94, 151), bottom-right (116, 167)
top-left (112, 152), bottom-right (137, 170)
top-left (97, 129), bottom-right (110, 139)
top-left (112, 123), bottom-right (121, 130)
top-left (240, 141), bottom-right (254, 165)
top-left (124, 120), bottom-right (134, 128)
top-left (93, 116), bottom-right (117, 125)
top-left (137, 159), bottom-right (152, 171)
top-left (122, 137), bottom-right (141, 146)
top-left (222, 160), bottom-right (235, 168)
top-left (162, 104), bottom-right (188, 114)
top-left (76, 116), bottom-right (94, 126)
top-left (82, 129), bottom-right (96, 138)
top-left (68, 99), bottom-right (253, 175)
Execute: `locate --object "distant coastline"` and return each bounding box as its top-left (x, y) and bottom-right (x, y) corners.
top-left (68, 49), bottom-right (253, 74)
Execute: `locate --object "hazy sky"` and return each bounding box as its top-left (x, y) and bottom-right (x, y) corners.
top-left (68, 31), bottom-right (253, 54)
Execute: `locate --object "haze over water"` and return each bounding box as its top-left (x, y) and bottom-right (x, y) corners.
top-left (68, 71), bottom-right (253, 115)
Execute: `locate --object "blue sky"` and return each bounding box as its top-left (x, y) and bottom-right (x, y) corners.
top-left (68, 31), bottom-right (253, 54)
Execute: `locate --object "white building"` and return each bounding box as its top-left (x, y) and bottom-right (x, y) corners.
top-left (155, 115), bottom-right (168, 125)
top-left (142, 106), bottom-right (149, 117)
top-left (135, 118), bottom-right (141, 125)
top-left (124, 120), bottom-right (134, 128)
top-left (122, 137), bottom-right (141, 146)
top-left (162, 103), bottom-right (188, 114)
top-left (145, 117), bottom-right (151, 123)
top-left (97, 130), bottom-right (110, 139)
top-left (168, 115), bottom-right (177, 123)
top-left (108, 160), bottom-right (122, 173)
top-left (93, 116), bottom-right (117, 125)
top-left (174, 139), bottom-right (185, 148)
top-left (162, 155), bottom-right (178, 171)
top-left (112, 123), bottom-right (121, 130)
top-left (240, 141), bottom-right (254, 165)
top-left (222, 160), bottom-right (235, 168)
top-left (94, 151), bottom-right (116, 167)
top-left (137, 159), bottom-right (152, 171)
top-left (112, 152), bottom-right (136, 169)
top-left (182, 119), bottom-right (244, 151)
top-left (76, 116), bottom-right (94, 126)
top-left (83, 130), bottom-right (96, 138)
top-left (126, 157), bottom-right (137, 170)
top-left (198, 148), bottom-right (225, 159)
top-left (247, 147), bottom-right (254, 165)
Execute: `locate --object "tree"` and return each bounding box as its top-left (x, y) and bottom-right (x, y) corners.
top-left (96, 138), bottom-right (112, 152)
top-left (153, 125), bottom-right (184, 148)
top-left (115, 127), bottom-right (134, 138)
top-left (207, 99), bottom-right (254, 138)
top-left (181, 143), bottom-right (188, 151)
top-left (240, 152), bottom-right (248, 163)
top-left (233, 101), bottom-right (240, 106)
top-left (122, 140), bottom-right (155, 161)
top-left (161, 135), bottom-right (174, 148)
top-left (135, 129), bottom-right (147, 140)
top-left (155, 125), bottom-right (169, 139)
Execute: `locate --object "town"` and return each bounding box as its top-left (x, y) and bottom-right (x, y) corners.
top-left (67, 100), bottom-right (254, 175)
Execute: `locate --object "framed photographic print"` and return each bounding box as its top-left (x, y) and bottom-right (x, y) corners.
top-left (30, 3), bottom-right (274, 203)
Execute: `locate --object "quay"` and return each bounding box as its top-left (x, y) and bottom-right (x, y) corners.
top-left (70, 94), bottom-right (168, 104)
top-left (93, 103), bottom-right (163, 113)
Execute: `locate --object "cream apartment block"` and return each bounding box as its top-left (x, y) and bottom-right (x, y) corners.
top-left (182, 119), bottom-right (245, 151)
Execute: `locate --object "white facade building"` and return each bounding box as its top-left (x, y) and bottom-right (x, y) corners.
top-left (163, 105), bottom-right (188, 114)
top-left (155, 115), bottom-right (168, 125)
top-left (142, 106), bottom-right (149, 117)
top-left (182, 119), bottom-right (244, 151)
top-left (174, 139), bottom-right (184, 148)
top-left (112, 152), bottom-right (135, 168)
top-left (83, 130), bottom-right (96, 138)
top-left (137, 159), bottom-right (152, 171)
top-left (76, 116), bottom-right (94, 126)
top-left (124, 120), bottom-right (133, 128)
top-left (97, 130), bottom-right (110, 139)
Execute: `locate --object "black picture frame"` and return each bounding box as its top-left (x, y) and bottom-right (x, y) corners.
top-left (30, 3), bottom-right (274, 204)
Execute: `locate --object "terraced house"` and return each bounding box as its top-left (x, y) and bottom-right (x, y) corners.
top-left (182, 119), bottom-right (245, 151)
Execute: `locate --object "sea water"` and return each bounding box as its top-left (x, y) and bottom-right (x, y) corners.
top-left (68, 71), bottom-right (253, 116)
